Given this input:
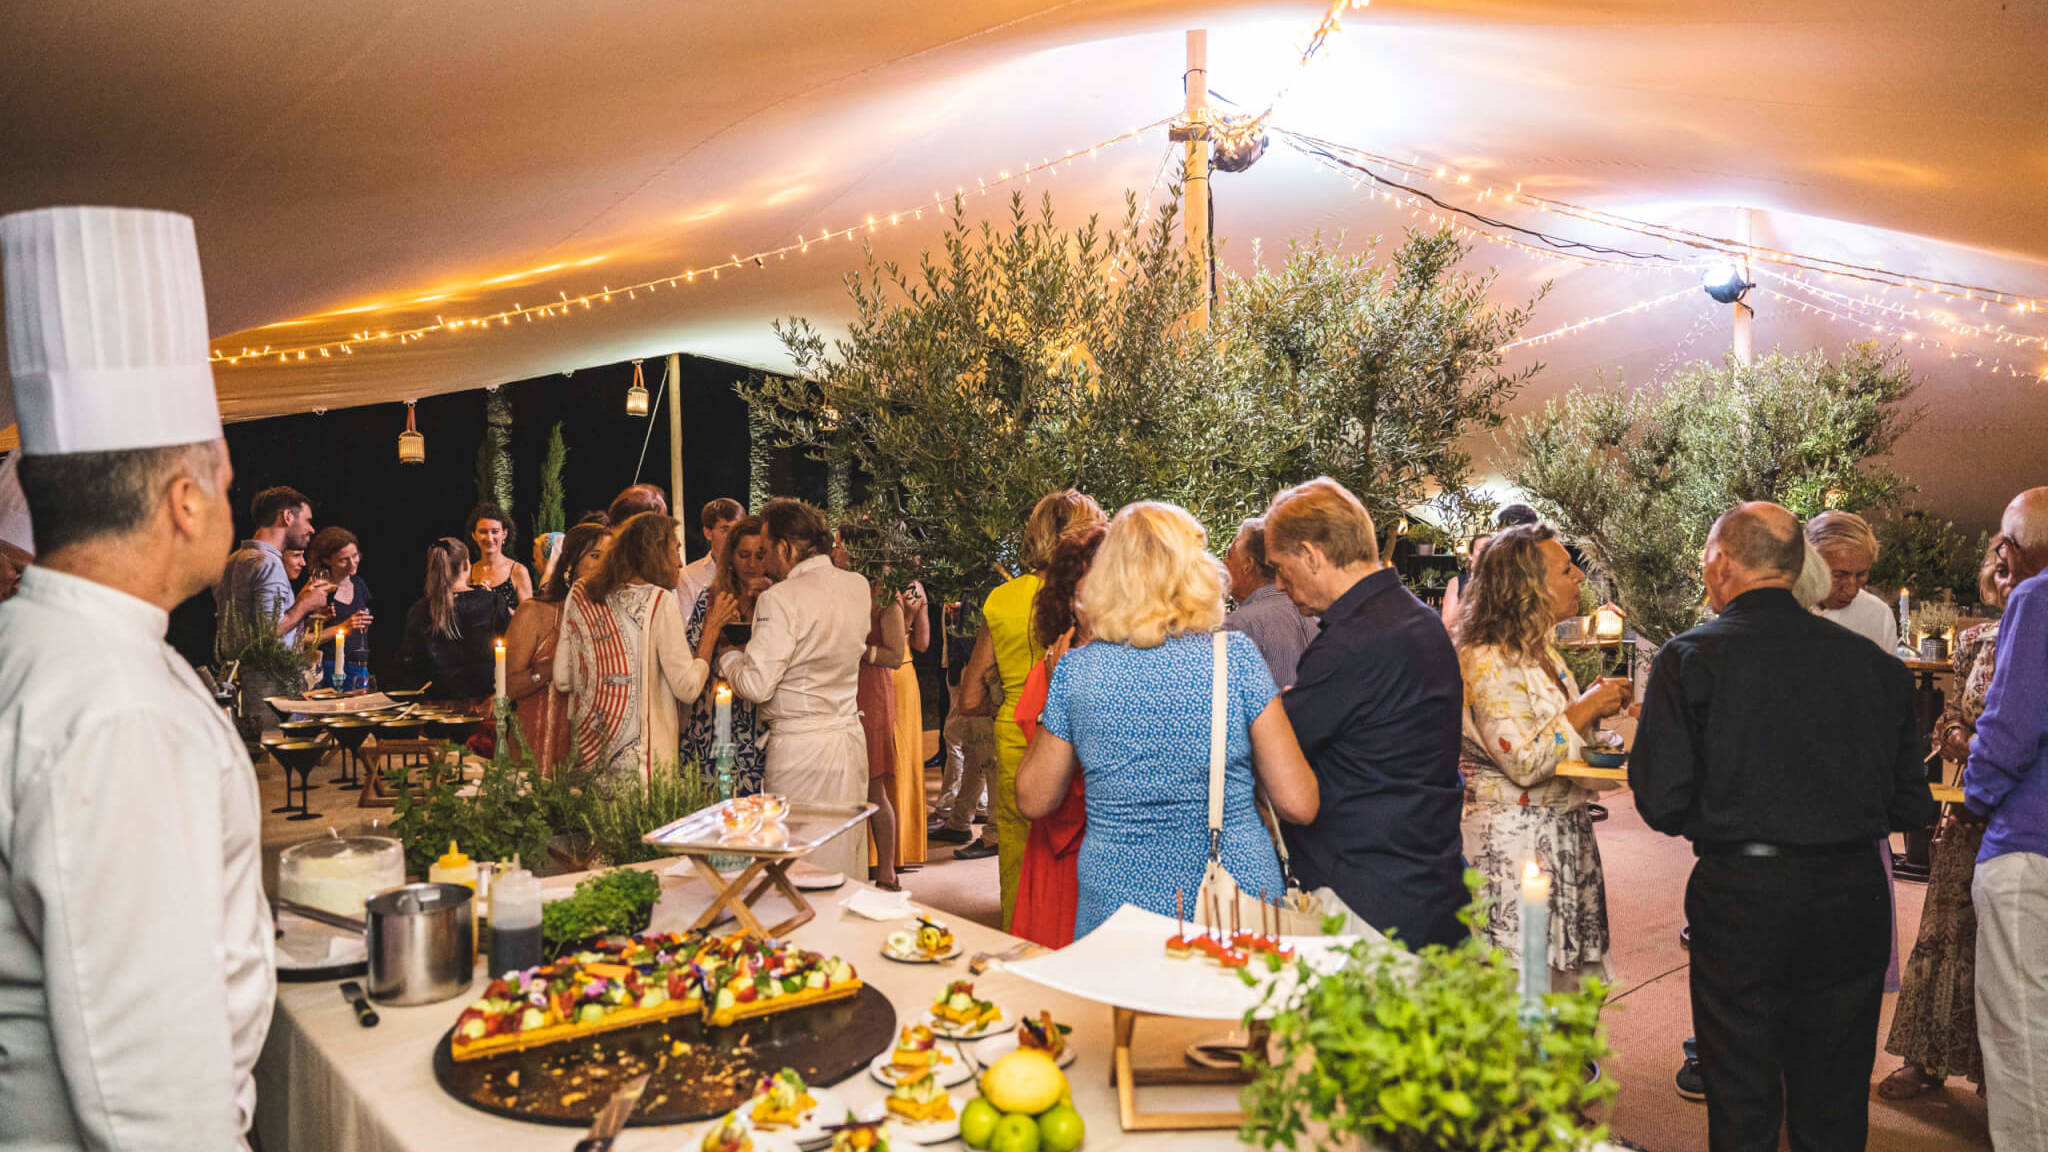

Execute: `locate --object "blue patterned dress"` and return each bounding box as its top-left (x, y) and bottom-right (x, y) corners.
top-left (1040, 630), bottom-right (1285, 938)
top-left (683, 589), bottom-right (768, 793)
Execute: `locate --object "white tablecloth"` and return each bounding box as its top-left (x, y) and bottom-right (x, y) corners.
top-left (255, 862), bottom-right (1253, 1151)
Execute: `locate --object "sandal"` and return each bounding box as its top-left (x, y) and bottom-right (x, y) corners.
top-left (1876, 1064), bottom-right (1941, 1100)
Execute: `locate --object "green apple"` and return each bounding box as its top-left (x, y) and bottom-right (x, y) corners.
top-left (990, 1112), bottom-right (1043, 1152)
top-left (959, 1097), bottom-right (1002, 1149)
top-left (1038, 1103), bottom-right (1085, 1152)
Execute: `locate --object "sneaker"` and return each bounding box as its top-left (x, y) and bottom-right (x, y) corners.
top-left (924, 751), bottom-right (945, 769)
top-left (1587, 802), bottom-right (1609, 823)
top-left (954, 839), bottom-right (999, 860)
top-left (929, 827), bottom-right (974, 845)
top-left (1680, 925), bottom-right (1691, 950)
top-left (1675, 1058), bottom-right (1706, 1101)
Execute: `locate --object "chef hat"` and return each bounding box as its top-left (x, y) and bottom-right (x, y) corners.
top-left (1, 206), bottom-right (223, 456)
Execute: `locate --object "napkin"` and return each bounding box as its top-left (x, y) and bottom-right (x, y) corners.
top-left (842, 886), bottom-right (915, 921)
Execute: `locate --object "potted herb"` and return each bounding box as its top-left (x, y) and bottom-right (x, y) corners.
top-left (1909, 600), bottom-right (1959, 662)
top-left (1242, 889), bottom-right (1614, 1152)
top-left (582, 759), bottom-right (716, 868)
top-left (540, 866), bottom-right (662, 953)
top-left (388, 742), bottom-right (600, 880)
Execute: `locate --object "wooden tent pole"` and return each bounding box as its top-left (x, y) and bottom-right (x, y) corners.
top-left (666, 352), bottom-right (685, 516)
top-left (1185, 29), bottom-right (1210, 332)
top-left (1733, 208), bottom-right (1755, 367)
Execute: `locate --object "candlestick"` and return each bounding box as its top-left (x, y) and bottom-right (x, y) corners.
top-left (714, 681), bottom-right (733, 747)
top-left (333, 626), bottom-right (346, 689)
top-left (1519, 859), bottom-right (1551, 1027)
top-left (493, 638), bottom-right (507, 700)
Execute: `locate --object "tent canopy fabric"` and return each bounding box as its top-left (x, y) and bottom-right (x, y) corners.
top-left (4, 0), bottom-right (2045, 523)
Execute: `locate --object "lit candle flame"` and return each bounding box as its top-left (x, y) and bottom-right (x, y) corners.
top-left (716, 683), bottom-right (732, 703)
top-left (1523, 859), bottom-right (1542, 884)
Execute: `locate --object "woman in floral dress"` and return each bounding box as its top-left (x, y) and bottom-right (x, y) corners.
top-left (683, 517), bottom-right (771, 793)
top-left (1456, 524), bottom-right (1633, 989)
top-left (1881, 535), bottom-right (2017, 1098)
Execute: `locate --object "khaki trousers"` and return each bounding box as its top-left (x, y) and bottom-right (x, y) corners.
top-left (1973, 849), bottom-right (2048, 1152)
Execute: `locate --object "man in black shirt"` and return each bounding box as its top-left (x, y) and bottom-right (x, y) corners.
top-left (1631, 502), bottom-right (1936, 1152)
top-left (1266, 478), bottom-right (1467, 951)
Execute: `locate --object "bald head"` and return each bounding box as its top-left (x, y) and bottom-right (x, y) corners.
top-left (2004, 487), bottom-right (2048, 560)
top-left (1712, 502), bottom-right (1805, 580)
top-left (1703, 502), bottom-right (1803, 613)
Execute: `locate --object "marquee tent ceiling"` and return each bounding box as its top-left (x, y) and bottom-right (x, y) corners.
top-left (4, 0), bottom-right (2046, 525)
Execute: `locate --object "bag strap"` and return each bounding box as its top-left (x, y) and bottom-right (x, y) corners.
top-left (1207, 631), bottom-right (1228, 861)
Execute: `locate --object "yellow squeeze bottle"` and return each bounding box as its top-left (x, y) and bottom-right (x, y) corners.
top-left (428, 841), bottom-right (480, 950)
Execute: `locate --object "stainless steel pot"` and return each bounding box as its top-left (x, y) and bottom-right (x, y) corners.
top-left (363, 882), bottom-right (474, 1005)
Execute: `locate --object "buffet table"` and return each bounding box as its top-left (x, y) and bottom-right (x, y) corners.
top-left (255, 860), bottom-right (1252, 1152)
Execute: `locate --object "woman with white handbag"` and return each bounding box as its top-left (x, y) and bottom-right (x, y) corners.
top-left (1016, 501), bottom-right (1320, 940)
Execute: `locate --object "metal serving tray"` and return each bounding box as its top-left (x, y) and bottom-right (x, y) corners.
top-left (641, 799), bottom-right (875, 861)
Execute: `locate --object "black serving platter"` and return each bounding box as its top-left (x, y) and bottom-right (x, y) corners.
top-left (431, 984), bottom-right (894, 1127)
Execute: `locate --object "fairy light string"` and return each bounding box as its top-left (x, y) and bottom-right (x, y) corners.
top-left (215, 116), bottom-right (1175, 366)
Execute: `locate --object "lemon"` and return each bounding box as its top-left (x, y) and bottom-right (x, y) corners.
top-left (978, 1048), bottom-right (1067, 1115)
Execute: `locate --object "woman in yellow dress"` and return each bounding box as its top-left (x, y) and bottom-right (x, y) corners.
top-left (891, 580), bottom-right (932, 865)
top-left (959, 490), bottom-right (1107, 929)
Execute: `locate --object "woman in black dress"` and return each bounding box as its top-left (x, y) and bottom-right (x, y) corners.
top-left (396, 537), bottom-right (512, 702)
top-left (466, 503), bottom-right (533, 612)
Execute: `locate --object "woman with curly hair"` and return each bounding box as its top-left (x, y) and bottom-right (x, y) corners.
top-left (1456, 522), bottom-right (1632, 988)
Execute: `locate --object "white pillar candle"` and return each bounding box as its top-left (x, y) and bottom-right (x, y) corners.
top-left (1519, 859), bottom-right (1551, 1021)
top-left (714, 681), bottom-right (733, 747)
top-left (333, 626), bottom-right (346, 686)
top-left (493, 638), bottom-right (507, 700)
top-left (1899, 587), bottom-right (1911, 640)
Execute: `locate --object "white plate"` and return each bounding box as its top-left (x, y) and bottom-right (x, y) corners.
top-left (970, 1028), bottom-right (1078, 1068)
top-left (868, 1048), bottom-right (975, 1088)
top-left (924, 1009), bottom-right (1006, 1039)
top-left (672, 1124), bottom-right (799, 1152)
top-left (859, 1096), bottom-right (966, 1145)
top-left (739, 1086), bottom-right (847, 1146)
top-left (881, 935), bottom-right (963, 964)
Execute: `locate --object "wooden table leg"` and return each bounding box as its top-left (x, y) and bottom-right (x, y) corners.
top-left (1109, 1007), bottom-right (1248, 1131)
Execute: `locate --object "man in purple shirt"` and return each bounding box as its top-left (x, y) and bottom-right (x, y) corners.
top-left (1963, 486), bottom-right (2048, 1149)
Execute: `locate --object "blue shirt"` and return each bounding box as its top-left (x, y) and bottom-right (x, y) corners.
top-left (1280, 567), bottom-right (1468, 951)
top-left (1041, 631), bottom-right (1284, 939)
top-left (1223, 583), bottom-right (1320, 689)
top-left (1966, 571), bottom-right (2048, 862)
top-left (215, 539), bottom-right (297, 645)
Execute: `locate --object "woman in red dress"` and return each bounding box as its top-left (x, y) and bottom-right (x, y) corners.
top-left (1010, 524), bottom-right (1107, 947)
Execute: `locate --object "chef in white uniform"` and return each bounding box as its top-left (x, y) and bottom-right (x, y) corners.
top-left (0, 206), bottom-right (275, 1149)
top-left (718, 498), bottom-right (873, 880)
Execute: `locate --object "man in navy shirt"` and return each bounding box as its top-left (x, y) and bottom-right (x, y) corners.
top-left (1265, 478), bottom-right (1467, 951)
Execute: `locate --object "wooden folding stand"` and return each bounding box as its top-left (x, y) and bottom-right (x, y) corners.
top-left (677, 854), bottom-right (817, 940)
top-left (1109, 1008), bottom-right (1254, 1131)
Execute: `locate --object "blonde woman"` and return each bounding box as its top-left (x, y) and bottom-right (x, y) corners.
top-left (1017, 502), bottom-right (1318, 939)
top-left (958, 488), bottom-right (1108, 927)
top-left (1456, 523), bottom-right (1631, 988)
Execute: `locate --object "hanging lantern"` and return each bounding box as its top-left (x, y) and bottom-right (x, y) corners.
top-left (1594, 602), bottom-right (1626, 639)
top-left (625, 358), bottom-right (650, 417)
top-left (397, 401), bottom-right (426, 464)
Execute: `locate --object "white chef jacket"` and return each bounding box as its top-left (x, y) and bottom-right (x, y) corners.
top-left (718, 555), bottom-right (872, 877)
top-left (0, 566), bottom-right (275, 1150)
top-left (1818, 587), bottom-right (1901, 655)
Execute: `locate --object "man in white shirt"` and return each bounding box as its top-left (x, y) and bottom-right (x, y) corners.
top-left (1806, 511), bottom-right (1900, 653)
top-left (0, 207), bottom-right (275, 1148)
top-left (678, 496), bottom-right (744, 610)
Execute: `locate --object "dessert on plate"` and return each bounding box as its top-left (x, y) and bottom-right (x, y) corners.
top-left (930, 980), bottom-right (1001, 1031)
top-left (890, 1023), bottom-right (943, 1077)
top-left (885, 1068), bottom-right (957, 1124)
top-left (1015, 1010), bottom-right (1072, 1061)
top-left (700, 1111), bottom-right (752, 1152)
top-left (749, 1067), bottom-right (819, 1128)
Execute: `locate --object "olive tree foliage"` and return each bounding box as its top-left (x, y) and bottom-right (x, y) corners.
top-left (1504, 343), bottom-right (1922, 644)
top-left (745, 189), bottom-right (1263, 600)
top-left (1216, 230), bottom-right (1541, 534)
top-left (744, 188), bottom-right (1540, 604)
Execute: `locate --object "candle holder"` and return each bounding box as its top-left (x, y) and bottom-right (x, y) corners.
top-left (707, 741), bottom-right (748, 872)
top-left (491, 696), bottom-right (512, 768)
